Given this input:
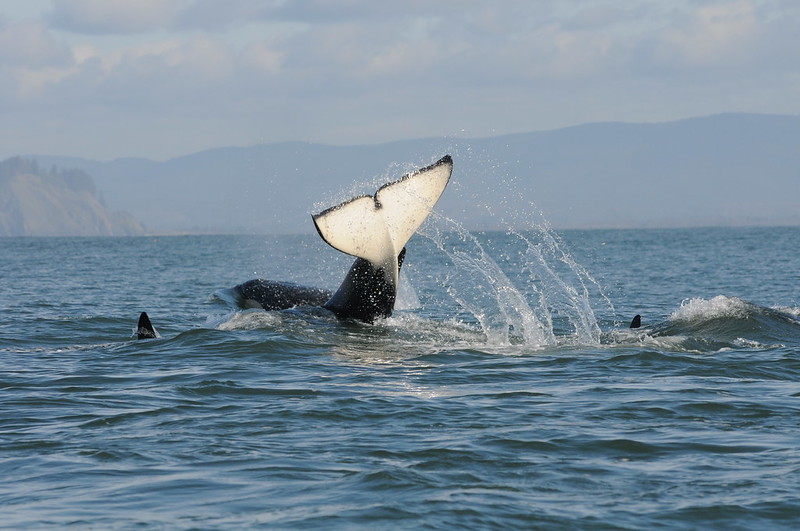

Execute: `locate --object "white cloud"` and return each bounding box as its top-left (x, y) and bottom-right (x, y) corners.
top-left (656, 1), bottom-right (760, 68)
top-left (113, 36), bottom-right (233, 79)
top-left (0, 20), bottom-right (75, 100)
top-left (561, 5), bottom-right (630, 31)
top-left (243, 40), bottom-right (285, 74)
top-left (0, 19), bottom-right (71, 67)
top-left (0, 0), bottom-right (798, 160)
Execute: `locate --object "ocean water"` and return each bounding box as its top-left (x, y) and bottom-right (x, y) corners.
top-left (1, 225), bottom-right (799, 529)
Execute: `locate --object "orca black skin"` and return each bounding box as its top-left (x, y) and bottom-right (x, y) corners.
top-left (233, 280), bottom-right (332, 310)
top-left (137, 312), bottom-right (157, 339)
top-left (323, 248), bottom-right (406, 322)
top-left (232, 248), bottom-right (406, 323)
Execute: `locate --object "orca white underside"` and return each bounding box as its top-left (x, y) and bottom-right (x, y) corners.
top-left (312, 155), bottom-right (453, 289)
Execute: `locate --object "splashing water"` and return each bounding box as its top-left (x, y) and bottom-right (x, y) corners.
top-left (413, 211), bottom-right (610, 348)
top-left (670, 295), bottom-right (753, 322)
top-left (306, 151), bottom-right (613, 349)
top-left (509, 224), bottom-right (609, 343)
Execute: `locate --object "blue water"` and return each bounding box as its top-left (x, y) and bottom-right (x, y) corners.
top-left (1, 226), bottom-right (799, 529)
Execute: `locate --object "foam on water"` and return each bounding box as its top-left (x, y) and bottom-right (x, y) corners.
top-left (774, 305), bottom-right (800, 320)
top-left (214, 310), bottom-right (283, 331)
top-left (670, 295), bottom-right (753, 323)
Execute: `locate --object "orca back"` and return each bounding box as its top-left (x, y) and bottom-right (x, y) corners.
top-left (323, 248), bottom-right (406, 323)
top-left (233, 280), bottom-right (332, 311)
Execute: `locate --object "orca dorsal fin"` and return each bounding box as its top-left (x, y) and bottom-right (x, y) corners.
top-left (629, 314), bottom-right (642, 329)
top-left (137, 312), bottom-right (158, 339)
top-left (312, 155), bottom-right (452, 285)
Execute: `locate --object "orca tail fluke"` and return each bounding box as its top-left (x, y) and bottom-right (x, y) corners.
top-left (311, 155), bottom-right (452, 323)
top-left (312, 155), bottom-right (452, 288)
top-left (137, 312), bottom-right (158, 339)
top-left (630, 314), bottom-right (642, 329)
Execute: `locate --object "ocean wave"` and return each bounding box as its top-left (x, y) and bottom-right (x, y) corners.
top-left (213, 310), bottom-right (283, 331)
top-left (670, 295), bottom-right (754, 323)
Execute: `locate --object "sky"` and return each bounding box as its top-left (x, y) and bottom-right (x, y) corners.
top-left (1, 0), bottom-right (799, 161)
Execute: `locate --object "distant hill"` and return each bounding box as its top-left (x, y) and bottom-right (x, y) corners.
top-left (0, 157), bottom-right (145, 236)
top-left (29, 113), bottom-right (800, 232)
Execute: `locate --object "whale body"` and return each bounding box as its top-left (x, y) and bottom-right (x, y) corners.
top-left (232, 155), bottom-right (452, 323)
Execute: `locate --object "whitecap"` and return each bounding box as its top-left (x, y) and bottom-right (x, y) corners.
top-left (669, 295), bottom-right (752, 323)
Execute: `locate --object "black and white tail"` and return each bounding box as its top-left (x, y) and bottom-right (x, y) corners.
top-left (312, 155), bottom-right (452, 288)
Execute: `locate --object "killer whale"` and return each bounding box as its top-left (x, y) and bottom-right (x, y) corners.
top-left (137, 312), bottom-right (157, 339)
top-left (137, 156), bottom-right (451, 338)
top-left (233, 280), bottom-right (332, 310)
top-left (231, 248), bottom-right (407, 321)
top-left (233, 155), bottom-right (452, 323)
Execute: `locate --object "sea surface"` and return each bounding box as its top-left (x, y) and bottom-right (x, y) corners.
top-left (1, 225), bottom-right (799, 529)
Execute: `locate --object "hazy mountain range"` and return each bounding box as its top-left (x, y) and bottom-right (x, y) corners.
top-left (21, 113), bottom-right (800, 235)
top-left (0, 158), bottom-right (144, 237)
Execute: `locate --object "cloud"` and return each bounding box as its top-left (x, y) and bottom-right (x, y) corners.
top-left (171, 0), bottom-right (266, 30)
top-left (0, 19), bottom-right (71, 67)
top-left (656, 1), bottom-right (760, 68)
top-left (52, 36), bottom-right (238, 111)
top-left (264, 0), bottom-right (459, 24)
top-left (560, 5), bottom-right (631, 31)
top-left (1, 0), bottom-right (798, 160)
top-left (0, 20), bottom-right (75, 100)
top-left (242, 40), bottom-right (285, 74)
top-left (47, 0), bottom-right (181, 34)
